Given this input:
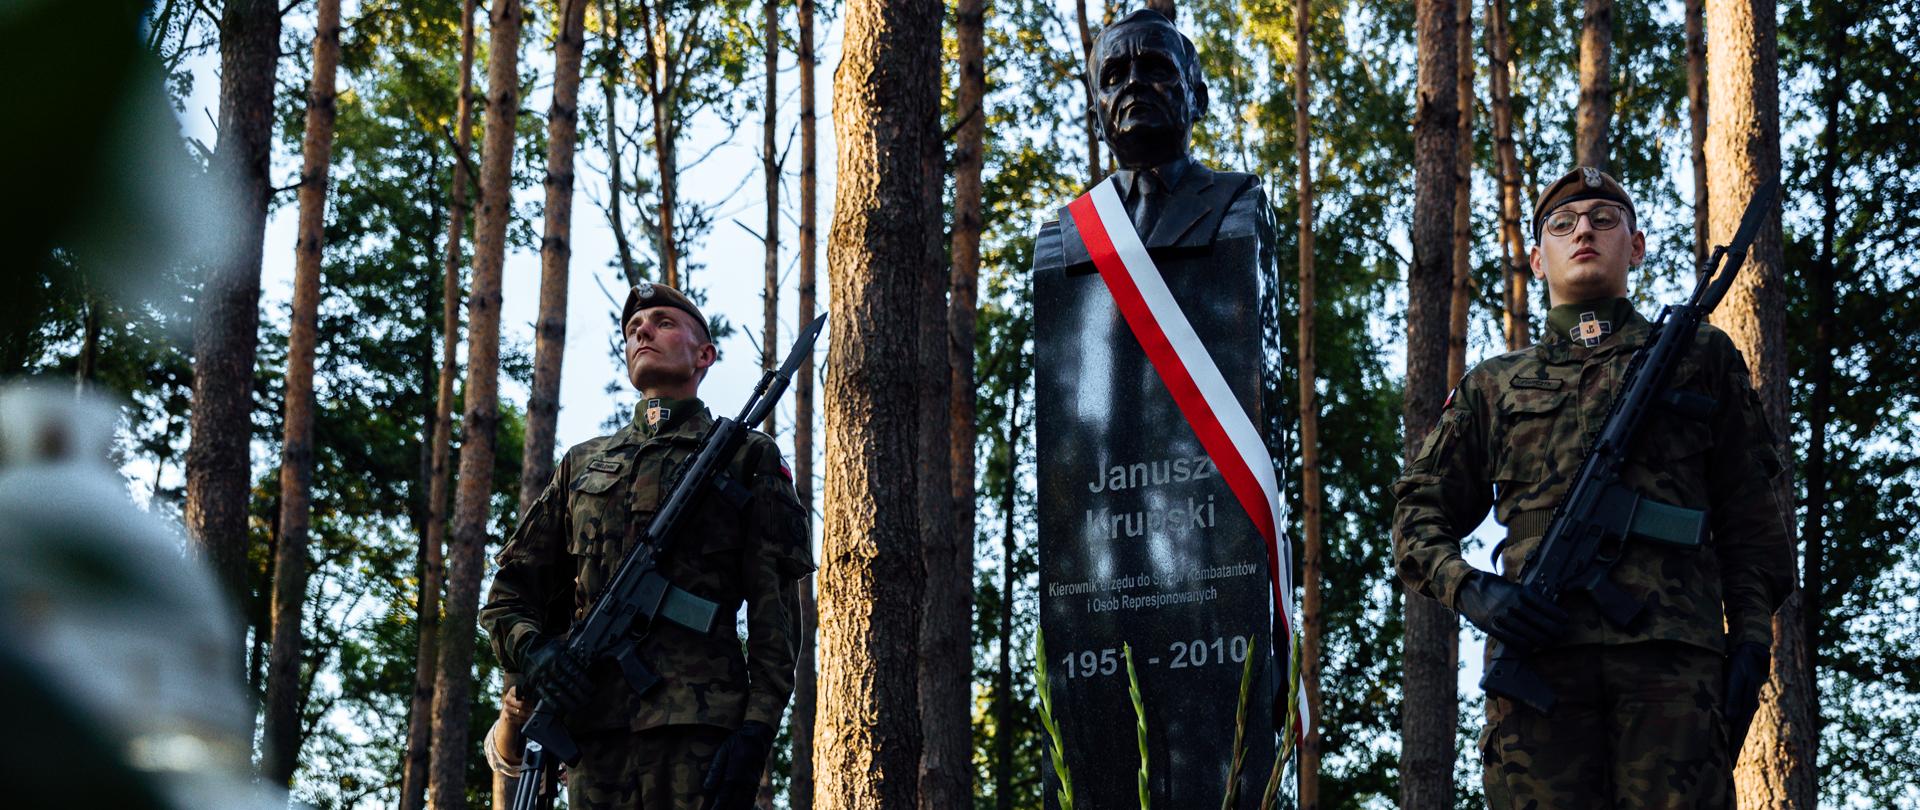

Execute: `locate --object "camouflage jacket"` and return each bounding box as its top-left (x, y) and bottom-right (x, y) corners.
top-left (480, 397), bottom-right (814, 733)
top-left (1392, 298), bottom-right (1794, 653)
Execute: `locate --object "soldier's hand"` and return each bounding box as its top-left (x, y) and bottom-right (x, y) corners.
top-left (502, 683), bottom-right (534, 724)
top-left (1455, 572), bottom-right (1569, 648)
top-left (1723, 641), bottom-right (1770, 751)
top-left (701, 720), bottom-right (775, 810)
top-left (525, 637), bottom-right (593, 713)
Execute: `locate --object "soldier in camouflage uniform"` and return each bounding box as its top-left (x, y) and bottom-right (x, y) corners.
top-left (1392, 168), bottom-right (1795, 808)
top-left (480, 282), bottom-right (814, 810)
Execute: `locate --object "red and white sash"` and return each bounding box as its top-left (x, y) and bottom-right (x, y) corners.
top-left (1067, 177), bottom-right (1307, 736)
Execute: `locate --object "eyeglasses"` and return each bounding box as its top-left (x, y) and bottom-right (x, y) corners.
top-left (1542, 204), bottom-right (1628, 237)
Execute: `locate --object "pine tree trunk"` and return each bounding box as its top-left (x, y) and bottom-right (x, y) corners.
top-left (1705, 0), bottom-right (1813, 805)
top-left (913, 81), bottom-right (957, 810)
top-left (994, 378), bottom-right (1022, 810)
top-left (1447, 0), bottom-right (1472, 387)
top-left (521, 0), bottom-right (589, 515)
top-left (602, 0), bottom-right (639, 284)
top-left (762, 0), bottom-right (781, 435)
top-left (789, 0), bottom-right (820, 803)
top-left (1146, 0), bottom-right (1174, 21)
top-left (1686, 0), bottom-right (1708, 272)
top-left (402, 3), bottom-right (476, 807)
top-left (1074, 0), bottom-right (1101, 183)
top-left (818, 0), bottom-right (942, 804)
top-left (638, 0), bottom-right (679, 287)
top-left (429, 0), bottom-right (521, 805)
top-left (920, 0), bottom-right (983, 803)
top-left (1486, 0), bottom-right (1527, 351)
top-left (1402, 1), bottom-right (1461, 807)
top-left (1575, 0), bottom-right (1612, 171)
top-left (185, 0), bottom-right (279, 634)
top-left (263, 0), bottom-right (342, 786)
top-left (1294, 1), bottom-right (1323, 807)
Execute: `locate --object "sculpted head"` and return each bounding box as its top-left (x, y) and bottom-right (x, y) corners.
top-left (1092, 9), bottom-right (1209, 169)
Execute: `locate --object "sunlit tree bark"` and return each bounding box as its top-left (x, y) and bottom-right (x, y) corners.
top-left (1295, 0), bottom-right (1324, 806)
top-left (817, 0), bottom-right (943, 804)
top-left (402, 3), bottom-right (476, 807)
top-left (262, 0), bottom-right (341, 786)
top-left (428, 0), bottom-right (521, 805)
top-left (1401, 1), bottom-right (1461, 806)
top-left (790, 0), bottom-right (821, 803)
top-left (1705, 0), bottom-right (1813, 804)
top-left (1576, 0), bottom-right (1612, 170)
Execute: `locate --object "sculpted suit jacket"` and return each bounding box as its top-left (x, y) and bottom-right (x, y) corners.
top-left (1055, 157), bottom-right (1265, 273)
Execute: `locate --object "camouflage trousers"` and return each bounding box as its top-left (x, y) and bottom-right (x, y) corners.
top-left (1479, 641), bottom-right (1731, 810)
top-left (565, 725), bottom-right (729, 810)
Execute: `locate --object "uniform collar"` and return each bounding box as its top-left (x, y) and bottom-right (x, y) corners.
top-left (633, 395), bottom-right (709, 440)
top-left (1538, 297), bottom-right (1649, 362)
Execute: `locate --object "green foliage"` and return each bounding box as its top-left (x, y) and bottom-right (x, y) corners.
top-left (42, 0), bottom-right (1910, 806)
top-left (1237, 1), bottom-right (1413, 805)
top-left (1034, 631), bottom-right (1075, 810)
top-left (1220, 643), bottom-right (1255, 810)
top-left (1123, 642), bottom-right (1150, 809)
top-left (241, 1), bottom-right (542, 804)
top-left (1780, 1), bottom-right (1920, 805)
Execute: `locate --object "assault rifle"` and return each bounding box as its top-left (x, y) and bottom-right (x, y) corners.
top-left (508, 313), bottom-right (828, 810)
top-left (1480, 180), bottom-right (1778, 716)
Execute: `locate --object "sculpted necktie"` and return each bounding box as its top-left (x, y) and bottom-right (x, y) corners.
top-left (1130, 171), bottom-right (1165, 239)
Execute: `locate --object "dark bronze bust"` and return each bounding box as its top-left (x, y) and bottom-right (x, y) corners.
top-left (1061, 9), bottom-right (1263, 266)
top-left (1033, 13), bottom-right (1286, 805)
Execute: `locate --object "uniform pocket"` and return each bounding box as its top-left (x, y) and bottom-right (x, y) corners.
top-left (567, 463), bottom-right (632, 597)
top-left (1494, 389), bottom-right (1570, 485)
top-left (572, 469), bottom-right (624, 494)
